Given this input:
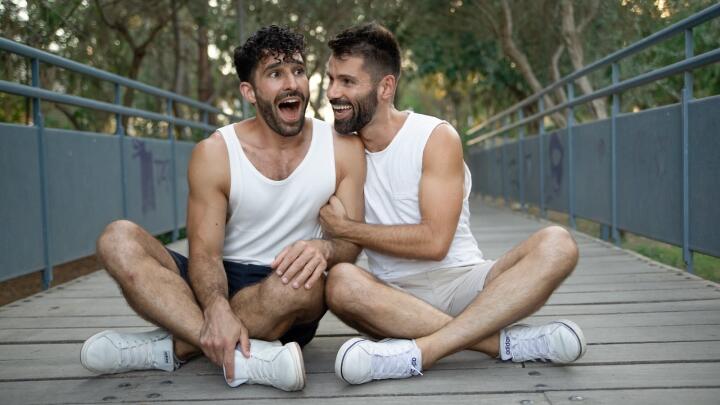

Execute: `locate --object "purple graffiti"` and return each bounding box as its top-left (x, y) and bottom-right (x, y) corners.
top-left (549, 133), bottom-right (564, 194)
top-left (132, 139), bottom-right (156, 214)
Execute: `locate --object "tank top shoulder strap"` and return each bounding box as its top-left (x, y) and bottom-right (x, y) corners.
top-left (217, 124), bottom-right (242, 210)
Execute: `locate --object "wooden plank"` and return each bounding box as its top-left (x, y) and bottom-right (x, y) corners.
top-left (546, 288), bottom-right (720, 305)
top-left (535, 299), bottom-right (720, 316)
top-left (1, 363), bottom-right (718, 404)
top-left (547, 389), bottom-right (720, 405)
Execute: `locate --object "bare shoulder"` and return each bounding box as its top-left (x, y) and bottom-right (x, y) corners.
top-left (189, 131), bottom-right (230, 192)
top-left (333, 131), bottom-right (365, 174)
top-left (422, 122), bottom-right (464, 175)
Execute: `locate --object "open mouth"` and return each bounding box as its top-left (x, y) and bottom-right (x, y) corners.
top-left (331, 103), bottom-right (353, 121)
top-left (277, 97), bottom-right (303, 122)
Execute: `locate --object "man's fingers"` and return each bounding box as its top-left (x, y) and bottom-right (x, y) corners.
top-left (239, 329), bottom-right (251, 358)
top-left (272, 246), bottom-right (289, 271)
top-left (329, 195), bottom-right (344, 211)
top-left (305, 260), bottom-right (326, 289)
top-left (282, 250), bottom-right (313, 285)
top-left (223, 344), bottom-right (236, 382)
top-left (276, 244), bottom-right (303, 277)
top-left (290, 257), bottom-right (320, 289)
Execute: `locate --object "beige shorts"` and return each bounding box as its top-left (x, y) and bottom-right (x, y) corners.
top-left (386, 260), bottom-right (497, 317)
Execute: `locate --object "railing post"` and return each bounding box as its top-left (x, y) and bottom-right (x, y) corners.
top-left (115, 83), bottom-right (128, 218)
top-left (566, 82), bottom-right (576, 229)
top-left (682, 28), bottom-right (694, 273)
top-left (32, 58), bottom-right (53, 289)
top-left (167, 99), bottom-right (179, 242)
top-left (518, 109), bottom-right (525, 213)
top-left (503, 116), bottom-right (510, 207)
top-left (611, 63), bottom-right (621, 246)
top-left (538, 98), bottom-right (546, 218)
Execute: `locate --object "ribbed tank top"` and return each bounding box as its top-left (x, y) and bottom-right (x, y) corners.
top-left (218, 118), bottom-right (335, 266)
top-left (364, 112), bottom-right (484, 280)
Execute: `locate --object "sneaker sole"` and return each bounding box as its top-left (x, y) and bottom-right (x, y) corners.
top-left (80, 330), bottom-right (115, 374)
top-left (556, 319), bottom-right (587, 363)
top-left (285, 342), bottom-right (306, 391)
top-left (334, 337), bottom-right (366, 384)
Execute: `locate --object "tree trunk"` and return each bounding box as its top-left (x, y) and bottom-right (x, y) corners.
top-left (560, 0), bottom-right (607, 119)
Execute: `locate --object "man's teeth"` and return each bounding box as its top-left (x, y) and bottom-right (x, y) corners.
top-left (332, 105), bottom-right (352, 111)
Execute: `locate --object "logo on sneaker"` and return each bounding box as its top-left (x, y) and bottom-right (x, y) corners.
top-left (164, 351), bottom-right (170, 364)
top-left (505, 336), bottom-right (511, 356)
top-left (411, 357), bottom-right (419, 376)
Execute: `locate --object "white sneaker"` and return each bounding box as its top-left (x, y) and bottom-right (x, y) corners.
top-left (224, 339), bottom-right (305, 392)
top-left (500, 320), bottom-right (587, 363)
top-left (335, 338), bottom-right (423, 385)
top-left (80, 328), bottom-right (174, 374)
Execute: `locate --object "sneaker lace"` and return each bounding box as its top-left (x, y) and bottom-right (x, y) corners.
top-left (118, 337), bottom-right (156, 369)
top-left (371, 351), bottom-right (423, 379)
top-left (513, 334), bottom-right (551, 362)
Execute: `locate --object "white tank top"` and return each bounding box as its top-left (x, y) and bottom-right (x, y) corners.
top-left (219, 118), bottom-right (335, 266)
top-left (364, 112), bottom-right (484, 280)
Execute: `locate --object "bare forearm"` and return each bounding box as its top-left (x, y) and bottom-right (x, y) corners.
top-left (188, 255), bottom-right (229, 309)
top-left (326, 238), bottom-right (362, 266)
top-left (335, 220), bottom-right (448, 261)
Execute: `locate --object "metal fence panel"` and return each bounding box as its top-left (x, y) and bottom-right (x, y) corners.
top-left (523, 136), bottom-right (541, 207)
top-left (175, 140), bottom-right (195, 228)
top-left (124, 137), bottom-right (175, 235)
top-left (617, 104), bottom-right (683, 246)
top-left (689, 95), bottom-right (720, 256)
top-left (0, 124), bottom-right (45, 280)
top-left (502, 142), bottom-right (519, 202)
top-left (45, 129), bottom-right (123, 264)
top-left (573, 119), bottom-right (612, 224)
top-left (543, 129), bottom-right (569, 212)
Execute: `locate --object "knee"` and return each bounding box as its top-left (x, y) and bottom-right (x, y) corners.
top-left (325, 263), bottom-right (371, 315)
top-left (538, 225), bottom-right (579, 276)
top-left (96, 220), bottom-right (143, 280)
top-left (261, 272), bottom-right (326, 312)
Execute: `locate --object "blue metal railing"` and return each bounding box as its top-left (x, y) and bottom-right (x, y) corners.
top-left (466, 4), bottom-right (720, 273)
top-left (0, 37), bottom-right (241, 288)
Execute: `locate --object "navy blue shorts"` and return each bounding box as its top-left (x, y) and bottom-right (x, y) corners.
top-left (166, 249), bottom-right (320, 347)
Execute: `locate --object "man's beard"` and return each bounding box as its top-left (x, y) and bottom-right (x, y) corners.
top-left (331, 87), bottom-right (378, 135)
top-left (255, 90), bottom-right (307, 137)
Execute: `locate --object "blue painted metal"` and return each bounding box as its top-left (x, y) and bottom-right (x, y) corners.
top-left (518, 109), bottom-right (525, 212)
top-left (116, 83), bottom-right (128, 219)
top-left (538, 98), bottom-right (546, 218)
top-left (0, 37), bottom-right (239, 285)
top-left (502, 119), bottom-right (508, 206)
top-left (466, 3), bottom-right (720, 139)
top-left (566, 82), bottom-right (576, 229)
top-left (32, 58), bottom-right (53, 289)
top-left (611, 63), bottom-right (620, 245)
top-left (168, 99), bottom-right (179, 242)
top-left (466, 4), bottom-right (720, 268)
top-left (682, 29), bottom-right (694, 273)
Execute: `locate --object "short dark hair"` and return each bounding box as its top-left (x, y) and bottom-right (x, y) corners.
top-left (328, 22), bottom-right (401, 81)
top-left (233, 25), bottom-right (305, 83)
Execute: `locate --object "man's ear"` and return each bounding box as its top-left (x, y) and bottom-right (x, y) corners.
top-left (239, 82), bottom-right (256, 104)
top-left (378, 74), bottom-right (397, 102)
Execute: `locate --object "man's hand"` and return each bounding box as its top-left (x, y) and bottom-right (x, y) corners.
top-left (198, 297), bottom-right (250, 382)
top-left (320, 196), bottom-right (349, 237)
top-left (271, 239), bottom-right (331, 289)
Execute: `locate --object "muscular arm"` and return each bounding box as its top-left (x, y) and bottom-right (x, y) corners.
top-left (186, 132), bottom-right (250, 377)
top-left (326, 132), bottom-right (365, 264)
top-left (272, 132), bottom-right (365, 288)
top-left (186, 133), bottom-right (230, 309)
top-left (321, 124), bottom-right (464, 261)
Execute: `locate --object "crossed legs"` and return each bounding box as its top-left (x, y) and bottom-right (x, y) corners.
top-left (95, 220), bottom-right (326, 361)
top-left (325, 225), bottom-right (579, 369)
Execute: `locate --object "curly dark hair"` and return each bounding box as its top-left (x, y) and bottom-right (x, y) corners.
top-left (233, 25), bottom-right (306, 83)
top-left (328, 22), bottom-right (401, 81)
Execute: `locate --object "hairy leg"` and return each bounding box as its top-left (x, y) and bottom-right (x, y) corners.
top-left (416, 225), bottom-right (579, 368)
top-left (96, 220), bottom-right (203, 359)
top-left (229, 273), bottom-right (326, 341)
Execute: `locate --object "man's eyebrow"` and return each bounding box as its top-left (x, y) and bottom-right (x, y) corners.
top-left (263, 59), bottom-right (305, 72)
top-left (327, 72), bottom-right (356, 82)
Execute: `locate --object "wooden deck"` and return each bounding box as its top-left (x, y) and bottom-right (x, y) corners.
top-left (1, 197), bottom-right (719, 404)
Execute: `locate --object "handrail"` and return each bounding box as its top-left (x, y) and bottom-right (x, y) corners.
top-left (467, 47), bottom-right (720, 145)
top-left (0, 80), bottom-right (216, 132)
top-left (466, 3), bottom-right (720, 138)
top-left (0, 37), bottom-right (241, 121)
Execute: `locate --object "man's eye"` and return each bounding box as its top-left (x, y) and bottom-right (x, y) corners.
top-left (294, 68), bottom-right (305, 75)
top-left (269, 71), bottom-right (279, 78)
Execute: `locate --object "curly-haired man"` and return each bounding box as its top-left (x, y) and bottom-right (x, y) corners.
top-left (80, 25), bottom-right (365, 392)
